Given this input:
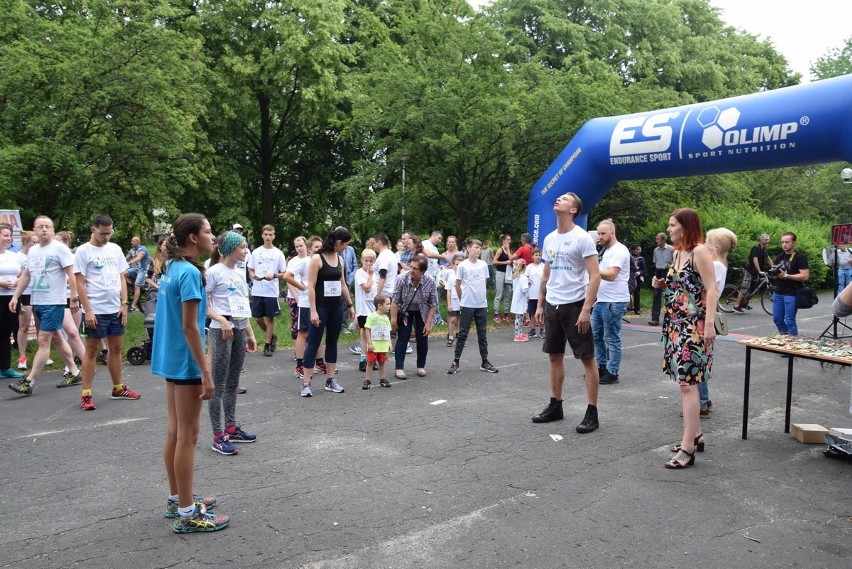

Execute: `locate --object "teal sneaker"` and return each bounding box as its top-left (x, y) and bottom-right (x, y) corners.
top-left (1, 368), bottom-right (24, 379)
top-left (172, 507), bottom-right (230, 533)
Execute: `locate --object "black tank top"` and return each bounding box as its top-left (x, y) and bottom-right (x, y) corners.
top-left (315, 252), bottom-right (343, 307)
top-left (495, 249), bottom-right (509, 273)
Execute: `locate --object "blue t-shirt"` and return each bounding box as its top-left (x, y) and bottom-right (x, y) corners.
top-left (151, 260), bottom-right (207, 380)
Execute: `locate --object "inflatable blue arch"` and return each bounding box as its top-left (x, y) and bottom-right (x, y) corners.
top-left (527, 74), bottom-right (852, 241)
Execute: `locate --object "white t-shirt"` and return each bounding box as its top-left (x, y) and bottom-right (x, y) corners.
top-left (206, 263), bottom-right (252, 329)
top-left (445, 269), bottom-right (460, 311)
top-left (285, 255), bottom-right (306, 303)
top-left (27, 240), bottom-right (74, 306)
top-left (354, 267), bottom-right (378, 317)
top-left (597, 242), bottom-right (631, 302)
top-left (73, 242), bottom-right (129, 313)
top-left (422, 240), bottom-right (440, 277)
top-left (249, 245), bottom-right (286, 298)
top-left (286, 255), bottom-right (312, 309)
top-left (456, 258), bottom-right (489, 308)
top-left (525, 262), bottom-right (545, 301)
top-left (541, 226), bottom-right (597, 305)
top-left (375, 248), bottom-right (398, 296)
top-left (713, 261), bottom-right (727, 300)
top-left (0, 250), bottom-right (22, 297)
top-left (510, 271), bottom-right (530, 315)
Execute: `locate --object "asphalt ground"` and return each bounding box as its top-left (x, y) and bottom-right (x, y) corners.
top-left (1, 294), bottom-right (850, 569)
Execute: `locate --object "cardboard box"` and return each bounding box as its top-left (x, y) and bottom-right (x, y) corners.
top-left (790, 423), bottom-right (829, 444)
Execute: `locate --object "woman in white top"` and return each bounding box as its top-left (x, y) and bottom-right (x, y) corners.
top-left (0, 223), bottom-right (25, 378)
top-left (15, 230), bottom-right (38, 370)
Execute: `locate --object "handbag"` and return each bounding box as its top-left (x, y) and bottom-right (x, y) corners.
top-left (714, 308), bottom-right (729, 335)
top-left (796, 286), bottom-right (819, 309)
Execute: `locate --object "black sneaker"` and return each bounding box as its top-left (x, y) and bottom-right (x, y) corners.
top-left (9, 378), bottom-right (33, 395)
top-left (599, 371), bottom-right (619, 385)
top-left (263, 343), bottom-right (272, 357)
top-left (532, 398), bottom-right (563, 423)
top-left (379, 379), bottom-right (391, 388)
top-left (57, 370), bottom-right (82, 388)
top-left (270, 334), bottom-right (278, 352)
top-left (732, 306), bottom-right (744, 313)
top-left (362, 380), bottom-right (371, 390)
top-left (576, 404), bottom-right (599, 433)
top-left (479, 360), bottom-right (498, 373)
top-left (358, 360), bottom-right (367, 373)
top-left (447, 360), bottom-right (460, 374)
top-left (96, 350), bottom-right (108, 365)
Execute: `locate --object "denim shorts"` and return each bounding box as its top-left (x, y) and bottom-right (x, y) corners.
top-left (33, 305), bottom-right (65, 332)
top-left (84, 312), bottom-right (125, 339)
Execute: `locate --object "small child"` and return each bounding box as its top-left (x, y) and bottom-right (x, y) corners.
top-left (510, 259), bottom-right (530, 342)
top-left (444, 255), bottom-right (462, 346)
top-left (363, 294), bottom-right (392, 389)
top-left (355, 248), bottom-right (378, 372)
top-left (525, 248), bottom-right (545, 338)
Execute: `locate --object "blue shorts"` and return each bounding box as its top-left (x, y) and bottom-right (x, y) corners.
top-left (84, 312), bottom-right (125, 339)
top-left (33, 305), bottom-right (65, 332)
top-left (297, 306), bottom-right (311, 332)
top-left (251, 296), bottom-right (281, 319)
top-left (126, 267), bottom-right (147, 287)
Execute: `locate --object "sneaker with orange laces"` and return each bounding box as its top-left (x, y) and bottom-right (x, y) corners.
top-left (81, 393), bottom-right (96, 410)
top-left (111, 384), bottom-right (141, 400)
top-left (17, 355), bottom-right (27, 370)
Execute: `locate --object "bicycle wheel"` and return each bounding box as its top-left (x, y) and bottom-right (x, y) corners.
top-left (760, 286), bottom-right (775, 315)
top-left (718, 284), bottom-right (739, 313)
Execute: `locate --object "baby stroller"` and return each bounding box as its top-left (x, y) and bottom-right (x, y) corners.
top-left (127, 287), bottom-right (157, 365)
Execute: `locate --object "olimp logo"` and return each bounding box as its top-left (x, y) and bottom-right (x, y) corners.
top-left (695, 106), bottom-right (803, 155)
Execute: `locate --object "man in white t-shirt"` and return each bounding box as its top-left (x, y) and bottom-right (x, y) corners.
top-left (74, 214), bottom-right (141, 410)
top-left (533, 192), bottom-right (601, 433)
top-left (447, 239), bottom-right (498, 374)
top-left (248, 224), bottom-right (287, 357)
top-left (591, 219), bottom-right (631, 386)
top-left (422, 231), bottom-right (443, 279)
top-left (373, 233), bottom-right (398, 297)
top-left (8, 216), bottom-right (82, 396)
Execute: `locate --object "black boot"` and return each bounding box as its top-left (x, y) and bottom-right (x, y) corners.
top-left (599, 371), bottom-right (619, 385)
top-left (576, 404), bottom-right (599, 433)
top-left (532, 398), bottom-right (564, 423)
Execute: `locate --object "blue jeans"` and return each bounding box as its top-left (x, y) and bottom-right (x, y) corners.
top-left (303, 303), bottom-right (344, 368)
top-left (839, 268), bottom-right (852, 294)
top-left (698, 380), bottom-right (710, 406)
top-left (591, 301), bottom-right (628, 374)
top-left (772, 293), bottom-right (798, 335)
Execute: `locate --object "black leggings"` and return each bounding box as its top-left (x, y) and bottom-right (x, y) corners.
top-left (0, 296), bottom-right (19, 370)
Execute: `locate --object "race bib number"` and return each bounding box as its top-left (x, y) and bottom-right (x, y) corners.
top-left (324, 281), bottom-right (341, 297)
top-left (228, 295), bottom-right (252, 319)
top-left (370, 324), bottom-right (390, 341)
top-left (103, 273), bottom-right (120, 289)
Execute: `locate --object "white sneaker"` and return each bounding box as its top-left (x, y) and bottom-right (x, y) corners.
top-left (405, 343), bottom-right (413, 354)
top-left (324, 379), bottom-right (345, 393)
top-left (45, 358), bottom-right (54, 366)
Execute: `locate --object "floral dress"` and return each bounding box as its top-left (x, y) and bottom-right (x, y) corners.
top-left (661, 252), bottom-right (711, 385)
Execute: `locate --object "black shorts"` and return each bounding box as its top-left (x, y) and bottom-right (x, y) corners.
top-left (357, 315), bottom-right (367, 328)
top-left (297, 306), bottom-right (311, 332)
top-left (251, 296), bottom-right (281, 319)
top-left (166, 377), bottom-right (202, 385)
top-left (541, 300), bottom-right (594, 360)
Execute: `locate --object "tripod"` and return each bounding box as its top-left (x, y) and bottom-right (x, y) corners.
top-left (818, 245), bottom-right (852, 340)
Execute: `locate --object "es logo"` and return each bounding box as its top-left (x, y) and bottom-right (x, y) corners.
top-left (609, 112), bottom-right (678, 156)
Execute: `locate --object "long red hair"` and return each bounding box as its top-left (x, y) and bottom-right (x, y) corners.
top-left (670, 208), bottom-right (704, 251)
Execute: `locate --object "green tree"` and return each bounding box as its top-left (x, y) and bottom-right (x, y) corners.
top-left (811, 36), bottom-right (852, 80)
top-left (0, 0), bottom-right (209, 236)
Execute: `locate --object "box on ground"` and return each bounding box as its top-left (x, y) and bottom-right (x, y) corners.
top-left (790, 423), bottom-right (829, 444)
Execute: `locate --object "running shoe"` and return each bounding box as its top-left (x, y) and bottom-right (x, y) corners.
top-left (236, 385), bottom-right (247, 394)
top-left (480, 360), bottom-right (499, 373)
top-left (513, 334), bottom-right (529, 342)
top-left (294, 366), bottom-right (304, 380)
top-left (314, 362), bottom-right (328, 375)
top-left (96, 350), bottom-right (108, 365)
top-left (0, 368), bottom-right (24, 378)
top-left (225, 424), bottom-right (256, 443)
top-left (362, 379), bottom-right (371, 390)
top-left (270, 334), bottom-right (278, 352)
top-left (349, 345), bottom-right (362, 355)
top-left (57, 370), bottom-right (82, 388)
top-left (211, 435), bottom-right (239, 455)
top-left (447, 360), bottom-right (460, 375)
top-left (172, 508), bottom-right (230, 534)
top-left (301, 384), bottom-right (313, 397)
top-left (528, 330), bottom-right (538, 338)
top-left (405, 343), bottom-right (413, 354)
top-left (263, 343), bottom-right (272, 357)
top-left (111, 384), bottom-right (141, 399)
top-left (45, 358), bottom-right (54, 366)
top-left (380, 379), bottom-right (391, 388)
top-left (80, 393), bottom-right (96, 411)
top-left (325, 378), bottom-right (345, 393)
top-left (446, 337), bottom-right (454, 347)
top-left (165, 495), bottom-right (217, 519)
top-left (17, 355), bottom-right (27, 370)
top-left (8, 378), bottom-right (33, 395)
top-left (493, 315), bottom-right (502, 323)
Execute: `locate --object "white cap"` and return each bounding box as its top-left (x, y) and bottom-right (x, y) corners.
top-left (232, 223), bottom-right (244, 231)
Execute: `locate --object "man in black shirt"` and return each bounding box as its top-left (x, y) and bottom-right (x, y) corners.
top-left (734, 233), bottom-right (769, 312)
top-left (772, 232), bottom-right (809, 336)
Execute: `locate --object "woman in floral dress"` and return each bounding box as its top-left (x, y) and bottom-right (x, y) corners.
top-left (652, 208), bottom-right (718, 469)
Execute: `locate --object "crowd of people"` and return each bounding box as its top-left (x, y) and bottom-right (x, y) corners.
top-left (5, 197), bottom-right (825, 533)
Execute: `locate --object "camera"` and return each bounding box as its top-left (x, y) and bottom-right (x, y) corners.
top-left (767, 265), bottom-right (782, 277)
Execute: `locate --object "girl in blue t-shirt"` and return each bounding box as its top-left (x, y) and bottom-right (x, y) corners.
top-left (152, 213), bottom-right (230, 534)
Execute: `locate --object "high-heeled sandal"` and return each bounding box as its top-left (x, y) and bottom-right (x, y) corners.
top-left (671, 433), bottom-right (705, 453)
top-left (665, 448), bottom-right (695, 469)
